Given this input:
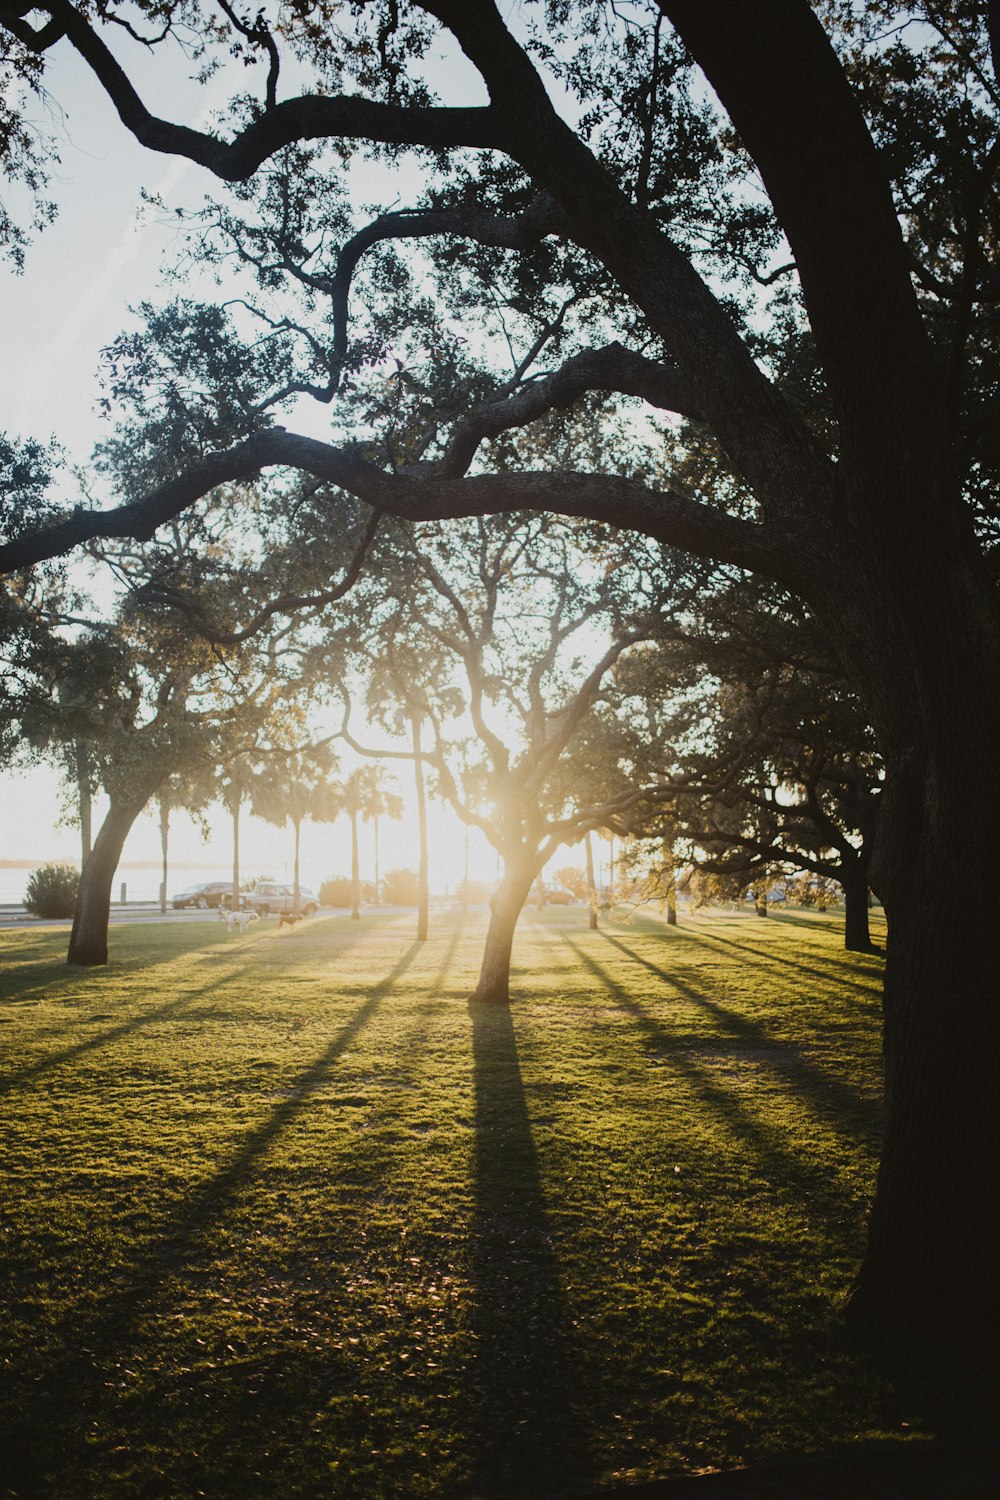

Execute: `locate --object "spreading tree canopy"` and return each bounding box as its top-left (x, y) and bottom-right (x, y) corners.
top-left (3, 0), bottom-right (1000, 1352)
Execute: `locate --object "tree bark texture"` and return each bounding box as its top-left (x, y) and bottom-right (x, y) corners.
top-left (67, 799), bottom-right (145, 966)
top-left (470, 862), bottom-right (538, 1005)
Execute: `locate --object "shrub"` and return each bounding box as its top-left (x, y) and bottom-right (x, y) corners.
top-left (320, 877), bottom-right (376, 908)
top-left (381, 867), bottom-right (420, 906)
top-left (456, 878), bottom-right (492, 905)
top-left (24, 863), bottom-right (80, 918)
top-left (554, 866), bottom-right (588, 899)
top-left (320, 877), bottom-right (353, 908)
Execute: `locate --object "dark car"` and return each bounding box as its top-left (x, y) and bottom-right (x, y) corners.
top-left (171, 881), bottom-right (237, 910)
top-left (540, 884), bottom-right (574, 905)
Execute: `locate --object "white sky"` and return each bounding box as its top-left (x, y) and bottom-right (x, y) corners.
top-left (0, 24), bottom-right (594, 896)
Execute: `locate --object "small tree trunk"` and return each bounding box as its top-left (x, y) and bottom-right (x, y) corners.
top-left (753, 878), bottom-right (768, 918)
top-left (350, 810), bottom-right (361, 921)
top-left (373, 811), bottom-right (381, 905)
top-left (662, 836), bottom-right (677, 926)
top-left (463, 821), bottom-right (470, 914)
top-left (585, 831), bottom-right (598, 930)
top-left (76, 742), bottom-right (93, 866)
top-left (67, 798), bottom-right (144, 967)
top-left (470, 860), bottom-right (538, 1004)
top-left (159, 798), bottom-right (169, 914)
top-left (231, 799), bottom-right (241, 913)
top-left (412, 715), bottom-right (429, 942)
top-left (293, 817), bottom-right (301, 912)
top-left (842, 864), bottom-right (875, 953)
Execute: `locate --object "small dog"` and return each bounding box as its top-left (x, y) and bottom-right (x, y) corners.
top-left (218, 907), bottom-right (260, 935)
top-left (277, 911), bottom-right (304, 930)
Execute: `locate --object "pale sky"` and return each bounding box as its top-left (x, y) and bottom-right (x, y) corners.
top-left (0, 22), bottom-right (592, 897)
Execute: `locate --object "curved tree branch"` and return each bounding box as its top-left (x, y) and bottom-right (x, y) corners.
top-left (428, 341), bottom-right (703, 478)
top-left (14, 0), bottom-right (502, 179)
top-left (0, 427), bottom-right (797, 583)
top-left (329, 194), bottom-right (567, 360)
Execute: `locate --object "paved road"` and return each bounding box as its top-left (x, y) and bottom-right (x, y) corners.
top-left (0, 904), bottom-right (232, 931)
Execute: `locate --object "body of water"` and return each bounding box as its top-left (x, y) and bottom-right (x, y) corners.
top-left (0, 862), bottom-right (238, 905)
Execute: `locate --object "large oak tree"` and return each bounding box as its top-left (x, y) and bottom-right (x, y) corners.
top-left (2, 0), bottom-right (999, 1351)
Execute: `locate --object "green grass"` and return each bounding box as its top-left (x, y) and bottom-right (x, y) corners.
top-left (0, 903), bottom-right (917, 1498)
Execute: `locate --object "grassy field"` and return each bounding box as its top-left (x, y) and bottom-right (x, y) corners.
top-left (0, 902), bottom-right (920, 1498)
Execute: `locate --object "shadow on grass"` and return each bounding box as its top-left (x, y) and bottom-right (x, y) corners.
top-left (468, 996), bottom-right (588, 1497)
top-left (766, 908), bottom-right (883, 942)
top-left (594, 931), bottom-right (882, 1139)
top-left (0, 973), bottom-right (238, 1091)
top-left (561, 933), bottom-right (872, 1232)
top-left (655, 918), bottom-right (884, 1003)
top-left (2, 942), bottom-right (421, 1496)
top-left (0, 917), bottom-right (384, 1086)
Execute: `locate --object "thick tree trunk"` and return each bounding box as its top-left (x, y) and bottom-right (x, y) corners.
top-left (842, 865), bottom-right (874, 953)
top-left (412, 715), bottom-right (429, 942)
top-left (350, 811), bottom-right (361, 921)
top-left (824, 550), bottom-right (1000, 1353)
top-left (847, 841), bottom-right (1000, 1351)
top-left (585, 832), bottom-right (598, 930)
top-left (470, 861), bottom-right (538, 1005)
top-left (67, 798), bottom-right (145, 966)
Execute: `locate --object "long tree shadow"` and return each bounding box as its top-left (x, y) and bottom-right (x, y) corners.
top-left (0, 918), bottom-right (385, 1087)
top-left (468, 997), bottom-right (588, 1497)
top-left (594, 931), bottom-right (882, 1138)
top-left (675, 921), bottom-right (883, 1000)
top-left (0, 974), bottom-right (235, 1090)
top-left (561, 933), bottom-right (875, 1232)
top-left (767, 908), bottom-right (884, 941)
top-left (3, 941), bottom-right (421, 1496)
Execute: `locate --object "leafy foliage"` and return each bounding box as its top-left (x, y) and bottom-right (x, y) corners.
top-left (380, 866), bottom-right (420, 905)
top-left (23, 862), bottom-right (78, 918)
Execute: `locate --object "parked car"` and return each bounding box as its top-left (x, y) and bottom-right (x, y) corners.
top-left (171, 881), bottom-right (238, 910)
top-left (539, 884), bottom-right (574, 905)
top-left (242, 881), bottom-right (320, 917)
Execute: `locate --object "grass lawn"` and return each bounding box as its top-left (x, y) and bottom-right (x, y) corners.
top-left (0, 902), bottom-right (923, 1498)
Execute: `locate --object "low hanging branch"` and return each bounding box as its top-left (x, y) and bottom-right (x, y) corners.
top-left (0, 428), bottom-right (793, 582)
